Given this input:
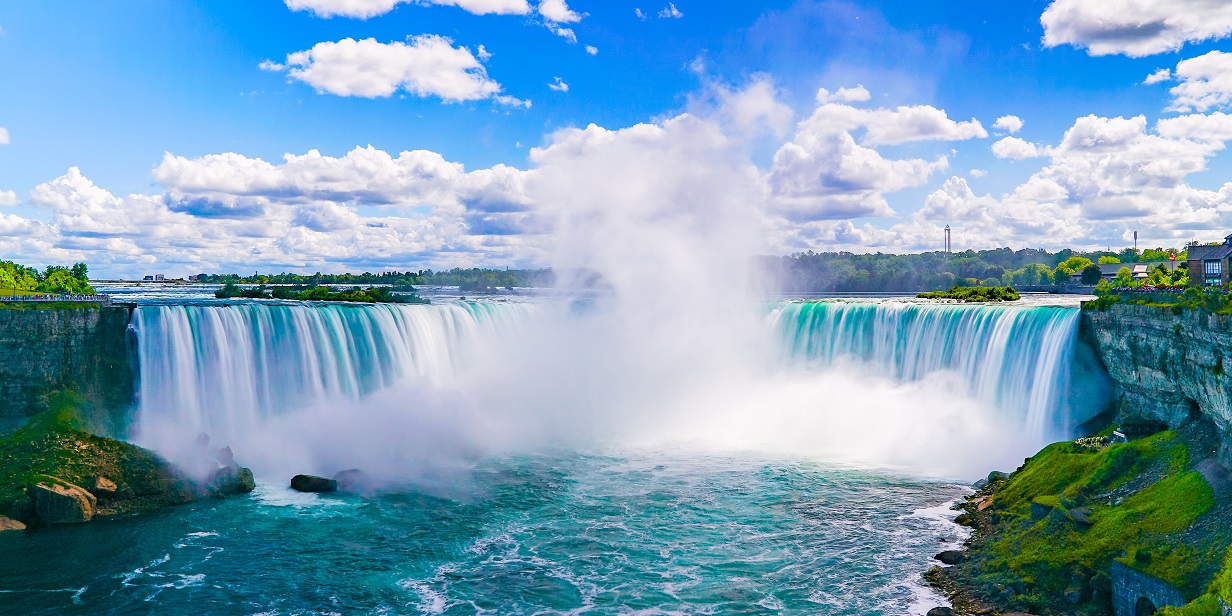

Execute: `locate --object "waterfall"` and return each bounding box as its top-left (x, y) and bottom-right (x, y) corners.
top-left (129, 298), bottom-right (1105, 476)
top-left (768, 301), bottom-right (1091, 442)
top-left (130, 302), bottom-right (535, 442)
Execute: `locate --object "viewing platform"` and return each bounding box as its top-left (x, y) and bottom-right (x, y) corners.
top-left (0, 294), bottom-right (113, 306)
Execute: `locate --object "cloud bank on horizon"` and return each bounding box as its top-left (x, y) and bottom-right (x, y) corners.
top-left (3, 0), bottom-right (1232, 277)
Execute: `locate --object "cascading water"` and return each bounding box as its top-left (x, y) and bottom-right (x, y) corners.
top-left (769, 301), bottom-right (1094, 443)
top-left (129, 298), bottom-right (1104, 475)
top-left (131, 302), bottom-right (536, 445)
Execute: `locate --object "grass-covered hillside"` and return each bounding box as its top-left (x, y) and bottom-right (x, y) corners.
top-left (930, 421), bottom-right (1232, 615)
top-left (0, 392), bottom-right (196, 523)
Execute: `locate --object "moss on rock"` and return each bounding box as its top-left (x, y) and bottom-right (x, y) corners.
top-left (0, 392), bottom-right (198, 524)
top-left (931, 425), bottom-right (1232, 614)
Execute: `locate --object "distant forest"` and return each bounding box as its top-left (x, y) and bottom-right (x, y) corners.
top-left (196, 268), bottom-right (555, 292)
top-left (758, 246), bottom-right (1186, 293)
top-left (193, 246), bottom-right (1189, 295)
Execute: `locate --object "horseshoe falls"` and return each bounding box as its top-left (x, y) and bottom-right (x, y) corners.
top-left (6, 298), bottom-right (1108, 615)
top-left (770, 301), bottom-right (1106, 445)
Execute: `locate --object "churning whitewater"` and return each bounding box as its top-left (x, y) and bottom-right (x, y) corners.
top-left (129, 298), bottom-right (1101, 479)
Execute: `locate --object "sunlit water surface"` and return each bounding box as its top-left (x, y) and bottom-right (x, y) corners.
top-left (0, 455), bottom-right (967, 615)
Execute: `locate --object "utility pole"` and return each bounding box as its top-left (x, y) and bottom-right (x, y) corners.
top-left (944, 225), bottom-right (951, 255)
top-left (1134, 231), bottom-right (1138, 252)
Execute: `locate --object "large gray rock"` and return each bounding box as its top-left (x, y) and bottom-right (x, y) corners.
top-left (290, 474), bottom-right (336, 493)
top-left (207, 466), bottom-right (256, 496)
top-left (935, 550), bottom-right (965, 565)
top-left (31, 479), bottom-right (97, 524)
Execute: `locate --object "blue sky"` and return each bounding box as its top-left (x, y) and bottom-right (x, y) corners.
top-left (3, 0), bottom-right (1232, 276)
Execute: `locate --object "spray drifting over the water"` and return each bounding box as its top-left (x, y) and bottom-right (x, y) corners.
top-left (131, 111), bottom-right (1105, 481)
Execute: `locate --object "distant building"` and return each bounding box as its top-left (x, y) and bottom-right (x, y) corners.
top-left (1098, 261), bottom-right (1180, 281)
top-left (141, 274), bottom-right (166, 282)
top-left (1187, 234), bottom-right (1232, 286)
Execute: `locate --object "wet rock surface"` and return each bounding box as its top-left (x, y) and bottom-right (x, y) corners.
top-left (290, 475), bottom-right (337, 493)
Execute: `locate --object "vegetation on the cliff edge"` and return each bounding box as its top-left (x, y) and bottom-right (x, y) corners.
top-left (214, 282), bottom-right (429, 304)
top-left (931, 423), bottom-right (1232, 615)
top-left (0, 392), bottom-right (196, 523)
top-left (1084, 285), bottom-right (1232, 315)
top-left (0, 261), bottom-right (95, 296)
top-left (917, 285), bottom-right (1021, 302)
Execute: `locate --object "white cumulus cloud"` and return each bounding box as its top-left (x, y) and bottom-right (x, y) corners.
top-left (993, 115), bottom-right (1024, 134)
top-left (1041, 0), bottom-right (1232, 57)
top-left (765, 97), bottom-right (982, 221)
top-left (0, 191), bottom-right (16, 206)
top-left (658, 3), bottom-right (683, 19)
top-left (1144, 68), bottom-right (1172, 85)
top-left (0, 127), bottom-right (8, 145)
top-left (815, 85), bottom-right (870, 104)
top-left (264, 36), bottom-right (525, 105)
top-left (1164, 50), bottom-right (1232, 112)
top-left (537, 0), bottom-right (580, 23)
top-left (548, 77), bottom-right (569, 92)
top-left (992, 137), bottom-right (1047, 159)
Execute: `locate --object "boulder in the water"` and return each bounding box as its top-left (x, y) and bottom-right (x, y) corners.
top-left (207, 466), bottom-right (256, 496)
top-left (0, 516), bottom-right (26, 532)
top-left (926, 608), bottom-right (954, 616)
top-left (935, 550), bottom-right (965, 565)
top-left (333, 469), bottom-right (373, 495)
top-left (290, 474), bottom-right (337, 493)
top-left (30, 478), bottom-right (97, 524)
top-left (213, 446), bottom-right (235, 467)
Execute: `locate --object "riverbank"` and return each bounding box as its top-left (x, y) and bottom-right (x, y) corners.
top-left (925, 299), bottom-right (1232, 615)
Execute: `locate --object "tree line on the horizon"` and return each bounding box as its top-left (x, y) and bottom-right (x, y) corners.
top-left (195, 268), bottom-right (555, 292)
top-left (759, 246), bottom-right (1187, 293)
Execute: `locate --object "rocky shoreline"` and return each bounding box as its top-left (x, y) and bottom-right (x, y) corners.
top-left (924, 418), bottom-right (1232, 615)
top-left (0, 393), bottom-right (255, 532)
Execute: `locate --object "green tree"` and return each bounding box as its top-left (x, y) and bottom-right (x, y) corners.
top-left (1115, 266), bottom-right (1135, 287)
top-left (38, 269), bottom-right (95, 294)
top-left (1098, 256), bottom-right (1120, 264)
top-left (1057, 256), bottom-right (1095, 274)
top-left (1080, 264), bottom-right (1103, 285)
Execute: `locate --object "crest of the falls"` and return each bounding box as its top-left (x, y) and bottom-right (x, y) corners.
top-left (769, 301), bottom-right (1103, 444)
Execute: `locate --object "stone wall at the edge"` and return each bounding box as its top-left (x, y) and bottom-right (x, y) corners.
top-left (0, 305), bottom-right (134, 434)
top-left (1081, 302), bottom-right (1232, 455)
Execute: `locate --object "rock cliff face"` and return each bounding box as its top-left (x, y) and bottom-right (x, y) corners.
top-left (0, 305), bottom-right (135, 434)
top-left (1081, 303), bottom-right (1232, 443)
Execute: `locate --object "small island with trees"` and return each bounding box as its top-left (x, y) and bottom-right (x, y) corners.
top-left (214, 282), bottom-right (429, 304)
top-left (917, 285), bottom-right (1021, 302)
